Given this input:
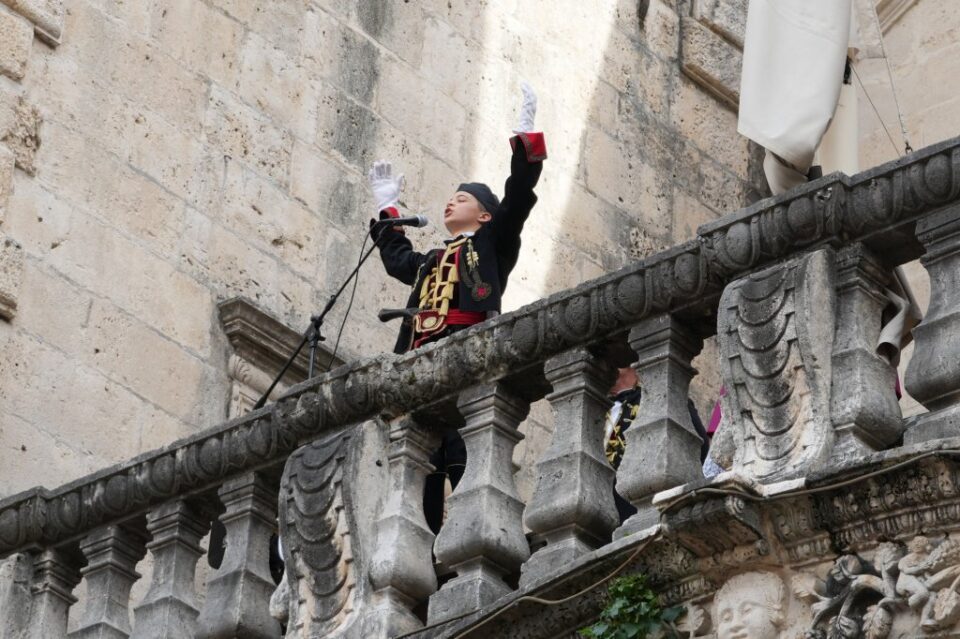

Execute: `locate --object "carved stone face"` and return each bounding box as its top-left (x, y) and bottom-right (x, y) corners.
top-left (714, 572), bottom-right (786, 639)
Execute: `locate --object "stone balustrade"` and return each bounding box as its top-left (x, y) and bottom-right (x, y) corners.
top-left (1, 136), bottom-right (960, 637)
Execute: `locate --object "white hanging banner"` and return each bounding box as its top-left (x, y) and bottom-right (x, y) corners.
top-left (738, 0), bottom-right (852, 172)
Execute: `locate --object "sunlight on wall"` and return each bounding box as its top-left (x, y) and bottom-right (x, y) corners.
top-left (465, 0), bottom-right (621, 311)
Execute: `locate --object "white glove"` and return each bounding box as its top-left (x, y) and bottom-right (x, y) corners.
top-left (368, 160), bottom-right (404, 211)
top-left (513, 81), bottom-right (537, 134)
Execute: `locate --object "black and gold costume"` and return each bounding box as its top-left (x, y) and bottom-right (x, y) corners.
top-left (606, 385), bottom-right (710, 521)
top-left (372, 133), bottom-right (546, 535)
top-left (373, 133), bottom-right (545, 354)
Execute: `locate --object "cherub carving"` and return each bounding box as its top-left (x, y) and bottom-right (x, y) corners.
top-left (896, 535), bottom-right (960, 631)
top-left (714, 572), bottom-right (787, 639)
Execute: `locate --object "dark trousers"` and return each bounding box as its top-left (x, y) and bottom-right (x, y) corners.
top-left (611, 399), bottom-right (709, 524)
top-left (424, 429), bottom-right (467, 535)
top-left (417, 323), bottom-right (473, 535)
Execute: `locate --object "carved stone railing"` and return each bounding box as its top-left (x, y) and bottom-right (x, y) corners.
top-left (1, 135), bottom-right (960, 637)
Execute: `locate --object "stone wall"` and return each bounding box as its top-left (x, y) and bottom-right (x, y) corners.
top-left (0, 0), bottom-right (762, 497)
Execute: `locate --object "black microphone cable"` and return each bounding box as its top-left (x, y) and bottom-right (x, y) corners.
top-left (327, 226), bottom-right (374, 370)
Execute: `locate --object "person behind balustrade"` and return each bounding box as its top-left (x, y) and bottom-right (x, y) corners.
top-left (604, 366), bottom-right (710, 522)
top-left (367, 82), bottom-right (547, 534)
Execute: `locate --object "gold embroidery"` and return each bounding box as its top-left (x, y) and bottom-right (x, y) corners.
top-left (418, 237), bottom-right (465, 316)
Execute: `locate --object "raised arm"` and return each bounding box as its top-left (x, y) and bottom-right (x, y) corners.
top-left (368, 161), bottom-right (427, 285)
top-left (488, 82), bottom-right (547, 271)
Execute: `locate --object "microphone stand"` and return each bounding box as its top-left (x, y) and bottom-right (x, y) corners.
top-left (253, 223), bottom-right (397, 410)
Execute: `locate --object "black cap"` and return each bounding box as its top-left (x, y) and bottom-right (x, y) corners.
top-left (456, 182), bottom-right (500, 214)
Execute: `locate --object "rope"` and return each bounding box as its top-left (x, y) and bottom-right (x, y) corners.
top-left (869, 2), bottom-right (913, 153)
top-left (851, 63), bottom-right (902, 158)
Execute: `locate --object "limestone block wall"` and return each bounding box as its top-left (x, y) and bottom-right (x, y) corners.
top-left (0, 0), bottom-right (762, 497)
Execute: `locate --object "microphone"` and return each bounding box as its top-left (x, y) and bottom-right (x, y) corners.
top-left (378, 307), bottom-right (418, 322)
top-left (372, 214), bottom-right (429, 228)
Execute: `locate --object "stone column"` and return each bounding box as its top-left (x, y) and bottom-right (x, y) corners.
top-left (363, 416), bottom-right (441, 636)
top-left (131, 500), bottom-right (210, 638)
top-left (831, 244), bottom-right (903, 453)
top-left (520, 347), bottom-right (618, 587)
top-left (196, 472), bottom-right (281, 639)
top-left (0, 553), bottom-right (31, 638)
top-left (68, 525), bottom-right (148, 639)
top-left (428, 383), bottom-right (530, 624)
top-left (26, 549), bottom-right (83, 639)
top-left (905, 207), bottom-right (960, 443)
top-left (615, 314), bottom-right (704, 539)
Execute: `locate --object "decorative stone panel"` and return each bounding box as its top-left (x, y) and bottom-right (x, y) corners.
top-left (218, 297), bottom-right (342, 416)
top-left (715, 249), bottom-right (837, 482)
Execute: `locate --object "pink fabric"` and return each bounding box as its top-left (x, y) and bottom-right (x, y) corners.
top-left (707, 386), bottom-right (726, 435)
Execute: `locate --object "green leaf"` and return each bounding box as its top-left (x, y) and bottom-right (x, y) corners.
top-left (661, 606), bottom-right (684, 622)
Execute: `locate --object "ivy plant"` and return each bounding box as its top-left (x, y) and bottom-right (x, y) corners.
top-left (579, 574), bottom-right (683, 639)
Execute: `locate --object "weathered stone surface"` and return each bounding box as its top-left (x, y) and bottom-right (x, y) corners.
top-left (616, 314), bottom-right (704, 537)
top-left (831, 244), bottom-right (903, 453)
top-left (0, 553), bottom-right (31, 637)
top-left (130, 500), bottom-right (210, 639)
top-left (414, 439), bottom-right (960, 638)
top-left (23, 549), bottom-right (82, 639)
top-left (713, 571), bottom-right (788, 638)
top-left (0, 234), bottom-right (22, 321)
top-left (1, 0), bottom-right (62, 44)
top-left (679, 16), bottom-right (742, 110)
top-left (904, 205), bottom-right (960, 442)
top-left (521, 348), bottom-right (617, 587)
top-left (196, 473), bottom-right (280, 639)
top-left (0, 7), bottom-right (31, 81)
top-left (272, 420), bottom-right (388, 638)
top-left (1, 96), bottom-right (39, 175)
top-left (429, 383), bottom-right (530, 624)
top-left (361, 417), bottom-right (440, 636)
top-left (714, 249), bottom-right (837, 482)
top-left (692, 0), bottom-right (747, 47)
top-left (69, 525), bottom-right (148, 639)
top-left (0, 143), bottom-right (12, 214)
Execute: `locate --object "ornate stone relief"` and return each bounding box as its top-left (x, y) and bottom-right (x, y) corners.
top-left (715, 249), bottom-right (836, 482)
top-left (714, 571), bottom-right (789, 639)
top-left (794, 537), bottom-right (960, 638)
top-left (272, 421), bottom-right (390, 638)
top-left (218, 297), bottom-right (342, 417)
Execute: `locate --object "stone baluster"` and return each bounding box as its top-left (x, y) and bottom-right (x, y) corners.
top-left (26, 548), bottom-right (83, 639)
top-left (831, 244), bottom-right (903, 454)
top-left (131, 500), bottom-right (210, 638)
top-left (196, 472), bottom-right (280, 639)
top-left (614, 314), bottom-right (704, 539)
top-left (520, 348), bottom-right (618, 587)
top-left (905, 207), bottom-right (960, 443)
top-left (68, 525), bottom-right (148, 639)
top-left (428, 383), bottom-right (530, 624)
top-left (362, 416), bottom-right (441, 636)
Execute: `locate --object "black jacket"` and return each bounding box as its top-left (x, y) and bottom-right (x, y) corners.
top-left (375, 136), bottom-right (544, 353)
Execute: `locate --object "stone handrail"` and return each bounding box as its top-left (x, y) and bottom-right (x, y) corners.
top-left (3, 135), bottom-right (956, 556)
top-left (1, 135), bottom-right (959, 637)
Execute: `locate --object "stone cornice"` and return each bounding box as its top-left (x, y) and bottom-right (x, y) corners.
top-left (1, 136), bottom-right (959, 556)
top-left (218, 296), bottom-right (342, 385)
